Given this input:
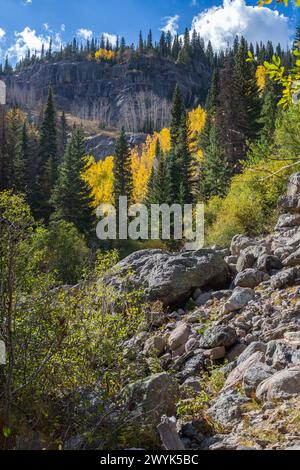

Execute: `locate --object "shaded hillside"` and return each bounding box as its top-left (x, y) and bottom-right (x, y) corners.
top-left (5, 55), bottom-right (211, 132)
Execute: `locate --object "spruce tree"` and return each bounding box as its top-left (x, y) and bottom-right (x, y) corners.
top-left (0, 107), bottom-right (9, 191)
top-left (199, 125), bottom-right (229, 200)
top-left (176, 113), bottom-right (193, 204)
top-left (34, 87), bottom-right (58, 219)
top-left (147, 30), bottom-right (153, 51)
top-left (113, 128), bottom-right (133, 206)
top-left (293, 23), bottom-right (300, 52)
top-left (51, 127), bottom-right (95, 236)
top-left (14, 122), bottom-right (29, 192)
top-left (147, 140), bottom-right (169, 205)
top-left (217, 39), bottom-right (261, 171)
top-left (170, 85), bottom-right (185, 147)
top-left (259, 79), bottom-right (279, 145)
top-left (58, 111), bottom-right (68, 160)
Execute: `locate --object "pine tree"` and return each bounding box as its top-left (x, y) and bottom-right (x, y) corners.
top-left (113, 128), bottom-right (133, 206)
top-left (199, 125), bottom-right (229, 200)
top-left (147, 30), bottom-right (153, 51)
top-left (147, 140), bottom-right (169, 205)
top-left (217, 39), bottom-right (261, 171)
top-left (58, 111), bottom-right (68, 160)
top-left (176, 113), bottom-right (193, 204)
top-left (259, 79), bottom-right (280, 145)
top-left (1, 108), bottom-right (18, 190)
top-left (170, 85), bottom-right (185, 147)
top-left (201, 68), bottom-right (220, 153)
top-left (34, 87), bottom-right (58, 219)
top-left (51, 127), bottom-right (95, 235)
top-left (293, 23), bottom-right (300, 52)
top-left (0, 106), bottom-right (9, 191)
top-left (14, 122), bottom-right (29, 192)
top-left (138, 31), bottom-right (144, 54)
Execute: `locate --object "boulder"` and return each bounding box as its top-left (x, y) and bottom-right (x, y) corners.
top-left (282, 247), bottom-right (300, 267)
top-left (236, 252), bottom-right (255, 272)
top-left (236, 341), bottom-right (267, 365)
top-left (230, 235), bottom-right (255, 257)
top-left (270, 267), bottom-right (300, 289)
top-left (177, 352), bottom-right (205, 382)
top-left (275, 213), bottom-right (300, 231)
top-left (265, 340), bottom-right (300, 370)
top-left (274, 246), bottom-right (294, 261)
top-left (243, 363), bottom-right (274, 397)
top-left (223, 352), bottom-right (265, 390)
top-left (203, 346), bottom-right (226, 360)
top-left (195, 292), bottom-right (212, 306)
top-left (234, 269), bottom-right (269, 289)
top-left (256, 254), bottom-right (283, 273)
top-left (222, 287), bottom-right (255, 314)
top-left (168, 322), bottom-right (191, 351)
top-left (226, 343), bottom-right (247, 362)
top-left (107, 249), bottom-right (229, 306)
top-left (225, 255), bottom-right (238, 264)
top-left (256, 367), bottom-right (300, 401)
top-left (185, 337), bottom-right (199, 353)
top-left (143, 335), bottom-right (167, 357)
top-left (182, 376), bottom-right (202, 393)
top-left (277, 195), bottom-right (300, 214)
top-left (287, 172), bottom-right (300, 197)
top-left (127, 373), bottom-right (179, 422)
top-left (199, 325), bottom-right (237, 349)
top-left (207, 390), bottom-right (250, 428)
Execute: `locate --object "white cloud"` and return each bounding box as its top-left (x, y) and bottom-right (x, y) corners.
top-left (76, 28), bottom-right (93, 41)
top-left (160, 15), bottom-right (180, 36)
top-left (8, 27), bottom-right (62, 61)
top-left (0, 28), bottom-right (5, 40)
top-left (102, 32), bottom-right (118, 46)
top-left (61, 24), bottom-right (66, 32)
top-left (191, 0), bottom-right (289, 51)
top-left (24, 0), bottom-right (32, 4)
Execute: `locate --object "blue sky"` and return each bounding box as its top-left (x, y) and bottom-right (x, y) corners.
top-left (0, 0), bottom-right (299, 62)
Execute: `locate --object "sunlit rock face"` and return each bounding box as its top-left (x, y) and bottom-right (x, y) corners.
top-left (5, 56), bottom-right (210, 132)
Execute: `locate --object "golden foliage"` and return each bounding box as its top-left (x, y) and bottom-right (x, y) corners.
top-left (95, 49), bottom-right (116, 61)
top-left (256, 65), bottom-right (267, 91)
top-left (83, 155), bottom-right (114, 206)
top-left (188, 105), bottom-right (206, 135)
top-left (188, 105), bottom-right (206, 159)
top-left (84, 106), bottom-right (206, 205)
top-left (131, 130), bottom-right (169, 203)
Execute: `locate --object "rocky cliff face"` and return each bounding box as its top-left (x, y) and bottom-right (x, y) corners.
top-left (5, 56), bottom-right (210, 132)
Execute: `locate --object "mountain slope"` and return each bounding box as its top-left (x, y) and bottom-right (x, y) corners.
top-left (5, 55), bottom-right (211, 132)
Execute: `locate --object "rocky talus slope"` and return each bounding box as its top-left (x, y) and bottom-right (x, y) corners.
top-left (107, 173), bottom-right (300, 451)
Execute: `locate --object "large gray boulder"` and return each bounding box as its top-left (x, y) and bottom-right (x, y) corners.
top-left (283, 247), bottom-right (300, 267)
top-left (230, 235), bottom-right (255, 256)
top-left (107, 249), bottom-right (229, 305)
top-left (234, 268), bottom-right (269, 289)
top-left (287, 172), bottom-right (300, 197)
top-left (256, 367), bottom-right (300, 401)
top-left (243, 363), bottom-right (274, 397)
top-left (168, 322), bottom-right (191, 352)
top-left (270, 267), bottom-right (300, 289)
top-left (222, 287), bottom-right (255, 314)
top-left (207, 390), bottom-right (250, 428)
top-left (199, 325), bottom-right (237, 349)
top-left (275, 213), bottom-right (300, 231)
top-left (126, 372), bottom-right (179, 422)
top-left (278, 195), bottom-right (300, 214)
